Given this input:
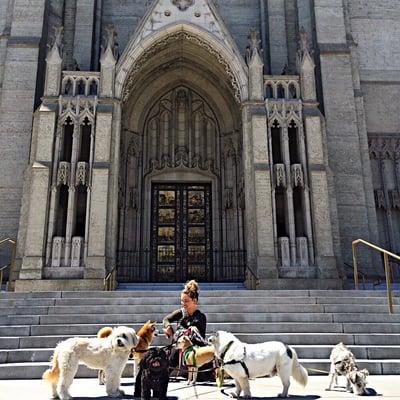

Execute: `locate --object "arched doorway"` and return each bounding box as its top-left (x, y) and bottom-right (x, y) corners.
top-left (117, 47), bottom-right (245, 282)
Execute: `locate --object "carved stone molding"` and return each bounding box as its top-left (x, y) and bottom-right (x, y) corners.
top-left (369, 137), bottom-right (400, 160)
top-left (51, 237), bottom-right (65, 267)
top-left (75, 162), bottom-right (89, 186)
top-left (122, 31), bottom-right (241, 103)
top-left (71, 236), bottom-right (84, 267)
top-left (171, 0), bottom-right (194, 11)
top-left (296, 237), bottom-right (308, 267)
top-left (390, 189), bottom-right (400, 209)
top-left (58, 96), bottom-right (97, 124)
top-left (274, 164), bottom-right (286, 188)
top-left (291, 164), bottom-right (304, 188)
top-left (57, 162), bottom-right (70, 186)
top-left (224, 188), bottom-right (234, 210)
top-left (374, 189), bottom-right (386, 209)
top-left (266, 99), bottom-right (302, 125)
top-left (278, 237), bottom-right (290, 267)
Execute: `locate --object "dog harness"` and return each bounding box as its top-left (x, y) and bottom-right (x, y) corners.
top-left (218, 340), bottom-right (250, 378)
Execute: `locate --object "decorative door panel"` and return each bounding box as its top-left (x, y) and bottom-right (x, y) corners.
top-left (151, 183), bottom-right (212, 282)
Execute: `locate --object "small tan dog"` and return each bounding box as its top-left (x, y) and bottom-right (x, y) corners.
top-left (327, 342), bottom-right (369, 395)
top-left (176, 335), bottom-right (215, 385)
top-left (97, 321), bottom-right (158, 384)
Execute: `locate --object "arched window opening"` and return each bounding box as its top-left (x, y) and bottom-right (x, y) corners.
top-left (56, 185), bottom-right (69, 236)
top-left (275, 187), bottom-right (287, 237)
top-left (74, 186), bottom-right (87, 237)
top-left (63, 79), bottom-right (73, 96)
top-left (288, 120), bottom-right (300, 164)
top-left (271, 120), bottom-right (283, 164)
top-left (77, 79), bottom-right (86, 95)
top-left (288, 83), bottom-right (297, 99)
top-left (89, 80), bottom-right (98, 95)
top-left (293, 187), bottom-right (305, 237)
top-left (265, 84), bottom-right (273, 98)
top-left (277, 84), bottom-right (285, 99)
top-left (61, 118), bottom-right (73, 162)
top-left (79, 118), bottom-right (91, 162)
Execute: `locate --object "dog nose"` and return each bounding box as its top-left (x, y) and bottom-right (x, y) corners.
top-left (117, 338), bottom-right (124, 347)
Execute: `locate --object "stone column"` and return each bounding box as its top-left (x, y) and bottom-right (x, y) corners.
top-left (242, 103), bottom-right (277, 280)
top-left (45, 125), bottom-right (63, 265)
top-left (73, 0), bottom-right (96, 70)
top-left (107, 102), bottom-right (122, 270)
top-left (298, 124), bottom-right (315, 265)
top-left (297, 25), bottom-right (338, 277)
top-left (19, 106), bottom-right (57, 280)
top-left (85, 105), bottom-right (113, 279)
top-left (64, 123), bottom-right (81, 265)
top-left (281, 124), bottom-right (296, 265)
top-left (303, 113), bottom-right (337, 277)
top-left (314, 0), bottom-right (372, 267)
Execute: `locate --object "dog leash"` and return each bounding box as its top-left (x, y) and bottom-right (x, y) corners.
top-left (306, 367), bottom-right (330, 374)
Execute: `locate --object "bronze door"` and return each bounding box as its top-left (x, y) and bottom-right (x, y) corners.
top-left (150, 183), bottom-right (212, 282)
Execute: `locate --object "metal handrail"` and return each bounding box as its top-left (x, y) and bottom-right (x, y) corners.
top-left (0, 238), bottom-right (16, 291)
top-left (352, 239), bottom-right (400, 314)
top-left (104, 266), bottom-right (117, 291)
top-left (343, 262), bottom-right (384, 290)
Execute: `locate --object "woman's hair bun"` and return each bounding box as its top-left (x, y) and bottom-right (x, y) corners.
top-left (182, 279), bottom-right (199, 300)
top-left (184, 280), bottom-right (199, 292)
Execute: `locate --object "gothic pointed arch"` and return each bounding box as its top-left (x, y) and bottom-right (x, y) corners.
top-left (115, 0), bottom-right (248, 102)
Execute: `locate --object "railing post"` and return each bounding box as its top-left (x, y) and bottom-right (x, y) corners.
top-left (8, 241), bottom-right (16, 291)
top-left (352, 241), bottom-right (359, 290)
top-left (383, 253), bottom-right (393, 314)
top-left (0, 269), bottom-right (3, 290)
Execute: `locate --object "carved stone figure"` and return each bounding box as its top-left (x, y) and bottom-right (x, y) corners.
top-left (172, 0), bottom-right (194, 11)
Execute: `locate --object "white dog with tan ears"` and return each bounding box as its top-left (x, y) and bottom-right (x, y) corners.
top-left (210, 330), bottom-right (308, 398)
top-left (42, 326), bottom-right (138, 400)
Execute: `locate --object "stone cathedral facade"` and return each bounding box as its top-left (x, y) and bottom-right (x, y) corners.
top-left (0, 0), bottom-right (399, 291)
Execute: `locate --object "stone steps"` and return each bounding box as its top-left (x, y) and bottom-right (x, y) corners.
top-left (1, 358), bottom-right (398, 380)
top-left (2, 344), bottom-right (400, 364)
top-left (0, 289), bottom-right (399, 379)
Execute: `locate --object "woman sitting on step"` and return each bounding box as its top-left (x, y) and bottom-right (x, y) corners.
top-left (163, 280), bottom-right (214, 381)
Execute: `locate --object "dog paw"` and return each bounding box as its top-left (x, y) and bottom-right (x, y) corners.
top-left (229, 392), bottom-right (239, 398)
top-left (277, 394), bottom-right (288, 398)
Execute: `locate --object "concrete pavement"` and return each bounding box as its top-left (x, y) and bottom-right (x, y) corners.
top-left (0, 375), bottom-right (397, 400)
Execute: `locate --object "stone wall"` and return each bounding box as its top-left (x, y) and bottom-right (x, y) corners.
top-left (0, 0), bottom-right (46, 255)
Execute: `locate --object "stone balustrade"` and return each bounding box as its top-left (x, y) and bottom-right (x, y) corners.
top-left (61, 72), bottom-right (100, 97)
top-left (264, 75), bottom-right (300, 100)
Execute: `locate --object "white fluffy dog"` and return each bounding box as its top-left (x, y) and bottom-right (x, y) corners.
top-left (42, 326), bottom-right (138, 400)
top-left (210, 330), bottom-right (308, 398)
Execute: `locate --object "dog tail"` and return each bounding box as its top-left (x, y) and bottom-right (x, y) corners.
top-left (97, 326), bottom-right (113, 338)
top-left (290, 347), bottom-right (308, 387)
top-left (42, 350), bottom-right (60, 383)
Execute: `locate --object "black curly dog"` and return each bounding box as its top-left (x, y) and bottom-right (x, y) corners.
top-left (134, 347), bottom-right (170, 400)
